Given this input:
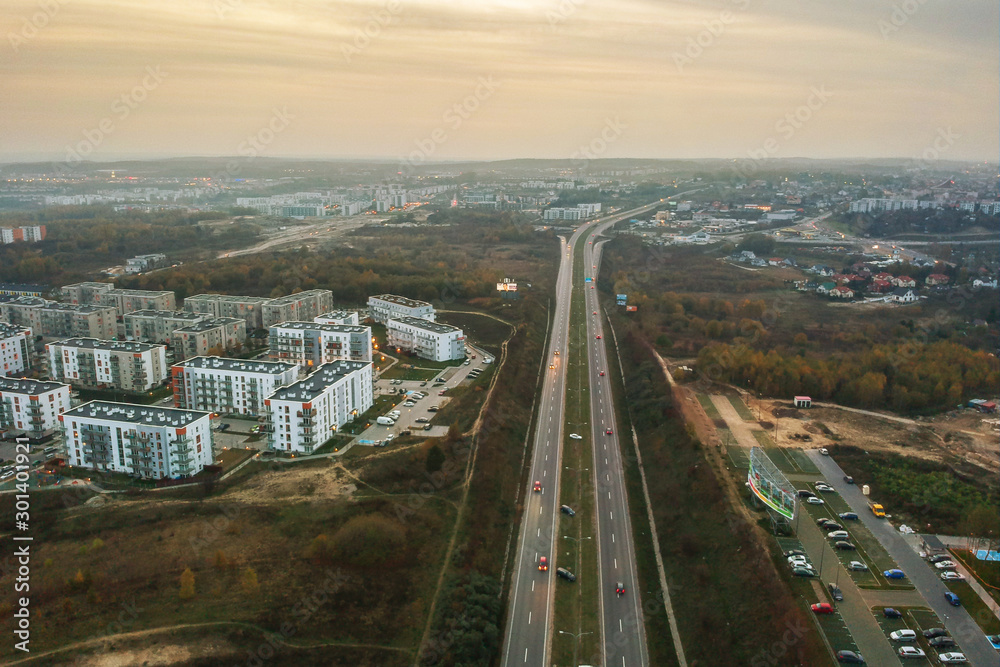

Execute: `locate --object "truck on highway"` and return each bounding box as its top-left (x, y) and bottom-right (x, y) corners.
top-left (376, 416), bottom-right (396, 426)
top-left (869, 500), bottom-right (886, 517)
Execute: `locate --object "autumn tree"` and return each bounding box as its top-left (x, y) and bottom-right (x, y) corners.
top-left (179, 568), bottom-right (196, 599)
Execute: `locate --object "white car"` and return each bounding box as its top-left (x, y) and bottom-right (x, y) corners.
top-left (787, 555), bottom-right (809, 565)
top-left (934, 560), bottom-right (957, 570)
top-left (403, 401), bottom-right (416, 407)
top-left (569, 433), bottom-right (583, 440)
top-left (940, 571), bottom-right (965, 581)
top-left (806, 497), bottom-right (824, 505)
top-left (848, 561), bottom-right (868, 571)
top-left (938, 653), bottom-right (967, 664)
top-left (898, 646), bottom-right (925, 659)
top-left (827, 531), bottom-right (850, 539)
top-left (890, 630), bottom-right (917, 642)
top-left (819, 448), bottom-right (829, 455)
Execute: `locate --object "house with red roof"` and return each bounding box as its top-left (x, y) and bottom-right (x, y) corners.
top-left (925, 273), bottom-right (950, 286)
top-left (894, 276), bottom-right (916, 288)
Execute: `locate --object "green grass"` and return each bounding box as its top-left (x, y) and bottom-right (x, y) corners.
top-left (942, 579), bottom-right (1000, 635)
top-left (950, 548), bottom-right (1000, 606)
top-left (788, 448), bottom-right (821, 474)
top-left (817, 610), bottom-right (861, 656)
top-left (696, 394), bottom-right (721, 420)
top-left (378, 365), bottom-right (440, 381)
top-left (728, 395), bottom-right (756, 421)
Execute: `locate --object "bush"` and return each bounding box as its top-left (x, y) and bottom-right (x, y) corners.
top-left (331, 515), bottom-right (407, 569)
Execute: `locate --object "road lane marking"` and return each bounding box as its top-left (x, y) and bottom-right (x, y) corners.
top-left (528, 611), bottom-right (532, 624)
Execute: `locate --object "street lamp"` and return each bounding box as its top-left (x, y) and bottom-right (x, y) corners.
top-left (558, 630), bottom-right (593, 667)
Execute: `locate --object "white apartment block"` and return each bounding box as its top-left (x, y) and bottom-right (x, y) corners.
top-left (172, 356), bottom-right (298, 417)
top-left (265, 360), bottom-right (373, 454)
top-left (61, 282), bottom-right (115, 305)
top-left (60, 401), bottom-right (213, 479)
top-left (0, 378), bottom-right (70, 439)
top-left (315, 310), bottom-right (359, 326)
top-left (1, 298), bottom-right (117, 340)
top-left (386, 317), bottom-right (465, 362)
top-left (0, 322), bottom-right (32, 377)
top-left (262, 289), bottom-right (334, 328)
top-left (125, 253), bottom-right (169, 274)
top-left (367, 294), bottom-right (435, 324)
top-left (1, 225), bottom-right (46, 244)
top-left (543, 204), bottom-right (601, 221)
top-left (172, 317), bottom-right (247, 360)
top-left (48, 338), bottom-right (167, 392)
top-left (269, 321), bottom-right (372, 368)
top-left (124, 310), bottom-right (207, 343)
top-left (183, 294), bottom-right (271, 330)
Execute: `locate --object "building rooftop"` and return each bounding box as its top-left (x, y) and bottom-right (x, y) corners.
top-left (104, 288), bottom-right (174, 297)
top-left (184, 293), bottom-right (271, 304)
top-left (43, 302), bottom-right (116, 314)
top-left (173, 317), bottom-right (243, 333)
top-left (369, 294), bottom-right (432, 309)
top-left (389, 316), bottom-right (462, 334)
top-left (50, 337), bottom-right (163, 353)
top-left (177, 355), bottom-right (296, 374)
top-left (0, 322), bottom-right (32, 337)
top-left (2, 296), bottom-right (47, 307)
top-left (126, 310), bottom-right (204, 320)
top-left (315, 310), bottom-right (355, 321)
top-left (62, 282), bottom-right (114, 290)
top-left (0, 283), bottom-right (49, 293)
top-left (265, 289), bottom-right (332, 305)
top-left (63, 400), bottom-right (209, 427)
top-left (0, 378), bottom-right (68, 395)
top-left (268, 360), bottom-right (370, 402)
top-left (271, 321), bottom-right (368, 334)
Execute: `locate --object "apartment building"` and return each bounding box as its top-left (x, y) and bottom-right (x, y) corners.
top-left (315, 310), bottom-right (359, 326)
top-left (48, 338), bottom-right (167, 392)
top-left (2, 298), bottom-right (117, 339)
top-left (269, 321), bottom-right (372, 368)
top-left (172, 356), bottom-right (298, 416)
top-left (265, 360), bottom-right (373, 453)
top-left (0, 322), bottom-right (32, 377)
top-left (125, 253), bottom-right (168, 274)
top-left (261, 289), bottom-right (334, 328)
top-left (0, 225), bottom-right (46, 244)
top-left (183, 294), bottom-right (271, 330)
top-left (366, 294), bottom-right (436, 324)
top-left (386, 317), bottom-right (465, 362)
top-left (124, 310), bottom-right (206, 344)
top-left (60, 401), bottom-right (213, 479)
top-left (172, 317), bottom-right (247, 361)
top-left (0, 283), bottom-right (48, 298)
top-left (61, 282), bottom-right (115, 305)
top-left (0, 378), bottom-right (70, 439)
top-left (96, 288), bottom-right (176, 315)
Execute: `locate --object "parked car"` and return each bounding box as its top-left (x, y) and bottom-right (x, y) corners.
top-left (922, 628), bottom-right (948, 639)
top-left (897, 647), bottom-right (925, 659)
top-left (823, 522), bottom-right (843, 531)
top-left (930, 636), bottom-right (958, 648)
top-left (835, 541), bottom-right (856, 550)
top-left (929, 554), bottom-right (953, 564)
top-left (799, 490), bottom-right (817, 498)
top-left (935, 560), bottom-right (958, 570)
top-left (556, 567), bottom-right (576, 582)
top-left (938, 653), bottom-right (967, 664)
top-left (811, 602), bottom-right (835, 614)
top-left (883, 569), bottom-right (906, 579)
top-left (835, 650), bottom-right (865, 663)
top-left (819, 448), bottom-right (829, 455)
top-left (806, 497), bottom-right (825, 505)
top-left (788, 557), bottom-right (810, 567)
top-left (848, 561), bottom-right (868, 571)
top-left (784, 549), bottom-right (806, 557)
top-left (890, 630), bottom-right (917, 642)
top-left (560, 505), bottom-right (576, 516)
top-left (827, 583), bottom-right (844, 601)
top-left (940, 571), bottom-right (965, 581)
top-left (883, 608), bottom-right (902, 619)
top-left (818, 518), bottom-right (836, 526)
top-left (839, 512), bottom-right (859, 521)
top-left (792, 567), bottom-right (816, 577)
top-left (944, 591), bottom-right (961, 606)
top-left (415, 418), bottom-right (430, 423)
top-left (569, 433), bottom-right (583, 440)
top-left (828, 530), bottom-right (849, 539)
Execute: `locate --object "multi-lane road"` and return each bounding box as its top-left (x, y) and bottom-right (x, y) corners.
top-left (502, 199), bottom-right (681, 667)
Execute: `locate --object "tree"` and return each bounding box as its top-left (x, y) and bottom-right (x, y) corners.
top-left (425, 444), bottom-right (445, 473)
top-left (241, 567), bottom-right (259, 593)
top-left (179, 568), bottom-right (196, 599)
top-left (213, 550), bottom-right (228, 569)
top-left (305, 534), bottom-right (333, 564)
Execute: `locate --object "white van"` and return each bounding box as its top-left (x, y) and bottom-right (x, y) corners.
top-left (376, 416), bottom-right (396, 426)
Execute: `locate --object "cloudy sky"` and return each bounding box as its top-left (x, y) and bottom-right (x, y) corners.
top-left (1, 0), bottom-right (996, 163)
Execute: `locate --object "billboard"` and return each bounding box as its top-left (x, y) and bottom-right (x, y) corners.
top-left (496, 282), bottom-right (518, 292)
top-left (616, 293), bottom-right (627, 306)
top-left (626, 305), bottom-right (637, 312)
top-left (747, 446), bottom-right (797, 520)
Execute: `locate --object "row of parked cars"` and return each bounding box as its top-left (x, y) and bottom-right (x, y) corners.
top-left (886, 624), bottom-right (966, 662)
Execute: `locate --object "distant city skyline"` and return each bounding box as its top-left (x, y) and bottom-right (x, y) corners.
top-left (2, 0), bottom-right (997, 164)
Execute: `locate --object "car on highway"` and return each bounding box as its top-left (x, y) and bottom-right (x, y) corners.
top-left (940, 571), bottom-right (965, 581)
top-left (569, 433), bottom-right (583, 440)
top-left (839, 512), bottom-right (859, 520)
top-left (883, 608), bottom-right (902, 619)
top-left (593, 311), bottom-right (597, 315)
top-left (835, 541), bottom-right (856, 550)
top-left (835, 650), bottom-right (865, 663)
top-left (811, 602), bottom-right (835, 614)
top-left (828, 583), bottom-right (843, 601)
top-left (532, 481), bottom-right (542, 492)
top-left (938, 653), bottom-right (967, 664)
top-left (556, 567), bottom-right (576, 582)
top-left (806, 497), bottom-right (825, 505)
top-left (605, 428), bottom-right (613, 435)
top-left (897, 647), bottom-right (925, 659)
top-left (538, 556), bottom-right (548, 572)
top-left (599, 371), bottom-right (605, 376)
top-left (930, 636), bottom-right (958, 648)
top-left (560, 505), bottom-right (575, 516)
top-left (883, 569), bottom-right (906, 579)
top-left (922, 628), bottom-right (948, 639)
top-left (935, 560), bottom-right (957, 570)
top-left (615, 581), bottom-right (625, 596)
top-left (848, 561), bottom-right (868, 571)
top-left (890, 630), bottom-right (917, 642)
top-left (792, 567), bottom-right (816, 577)
top-left (550, 364), bottom-right (555, 369)
top-left (944, 591), bottom-right (961, 606)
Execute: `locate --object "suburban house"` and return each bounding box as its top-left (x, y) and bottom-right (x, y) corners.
top-left (869, 279), bottom-right (893, 294)
top-left (891, 287), bottom-right (919, 303)
top-left (894, 275), bottom-right (916, 288)
top-left (830, 286), bottom-right (854, 299)
top-left (873, 272), bottom-right (894, 282)
top-left (925, 273), bottom-right (950, 286)
top-left (816, 282), bottom-right (837, 294)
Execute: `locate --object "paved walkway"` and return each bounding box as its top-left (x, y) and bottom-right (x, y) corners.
top-left (710, 394), bottom-right (764, 449)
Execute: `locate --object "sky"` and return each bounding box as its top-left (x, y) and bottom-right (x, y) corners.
top-left (1, 0), bottom-right (997, 164)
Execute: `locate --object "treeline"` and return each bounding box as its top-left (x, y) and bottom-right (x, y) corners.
top-left (697, 340), bottom-right (999, 413)
top-left (843, 208), bottom-right (999, 238)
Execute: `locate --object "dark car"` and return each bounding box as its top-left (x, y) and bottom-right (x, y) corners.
top-left (843, 475), bottom-right (854, 484)
top-left (883, 608), bottom-right (902, 619)
top-left (615, 581), bottom-right (625, 596)
top-left (817, 517), bottom-right (835, 526)
top-left (929, 554), bottom-right (953, 564)
top-left (560, 504), bottom-right (576, 516)
top-left (922, 628), bottom-right (948, 639)
top-left (839, 512), bottom-right (859, 521)
top-left (836, 650), bottom-right (865, 663)
top-left (219, 423), bottom-right (231, 431)
top-left (824, 522), bottom-right (843, 531)
top-left (944, 592), bottom-right (961, 606)
top-left (799, 490), bottom-right (817, 499)
top-left (784, 549), bottom-right (806, 557)
top-left (792, 567), bottom-right (817, 577)
top-left (930, 636), bottom-right (958, 648)
top-left (828, 583), bottom-right (844, 601)
top-left (835, 541), bottom-right (856, 550)
top-left (415, 417), bottom-right (430, 423)
top-left (556, 567), bottom-right (576, 582)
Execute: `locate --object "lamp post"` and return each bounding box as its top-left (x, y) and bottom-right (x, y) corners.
top-left (558, 630), bottom-right (593, 667)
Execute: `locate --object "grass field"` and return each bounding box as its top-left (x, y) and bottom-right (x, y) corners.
top-left (697, 393), bottom-right (722, 420)
top-left (728, 395), bottom-right (756, 421)
top-left (950, 548), bottom-right (1000, 606)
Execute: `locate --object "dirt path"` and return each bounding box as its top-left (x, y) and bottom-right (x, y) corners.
top-left (710, 394), bottom-right (765, 449)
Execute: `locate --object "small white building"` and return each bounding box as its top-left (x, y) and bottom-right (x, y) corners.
top-left (0, 322), bottom-right (32, 377)
top-left (61, 401), bottom-right (213, 479)
top-left (386, 317), bottom-right (465, 362)
top-left (314, 310), bottom-right (360, 326)
top-left (171, 356), bottom-right (299, 417)
top-left (0, 378), bottom-right (71, 440)
top-left (265, 360), bottom-right (373, 454)
top-left (47, 338), bottom-right (167, 392)
top-left (269, 321), bottom-right (372, 369)
top-left (891, 288), bottom-right (920, 304)
top-left (367, 294), bottom-right (436, 324)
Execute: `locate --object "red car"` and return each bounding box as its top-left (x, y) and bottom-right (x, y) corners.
top-left (615, 581), bottom-right (625, 596)
top-left (599, 371), bottom-right (605, 376)
top-left (596, 334), bottom-right (601, 339)
top-left (538, 556), bottom-right (548, 571)
top-left (811, 603), bottom-right (835, 614)
top-left (605, 428), bottom-right (613, 435)
top-left (533, 481), bottom-right (542, 492)
top-left (593, 311), bottom-right (597, 315)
